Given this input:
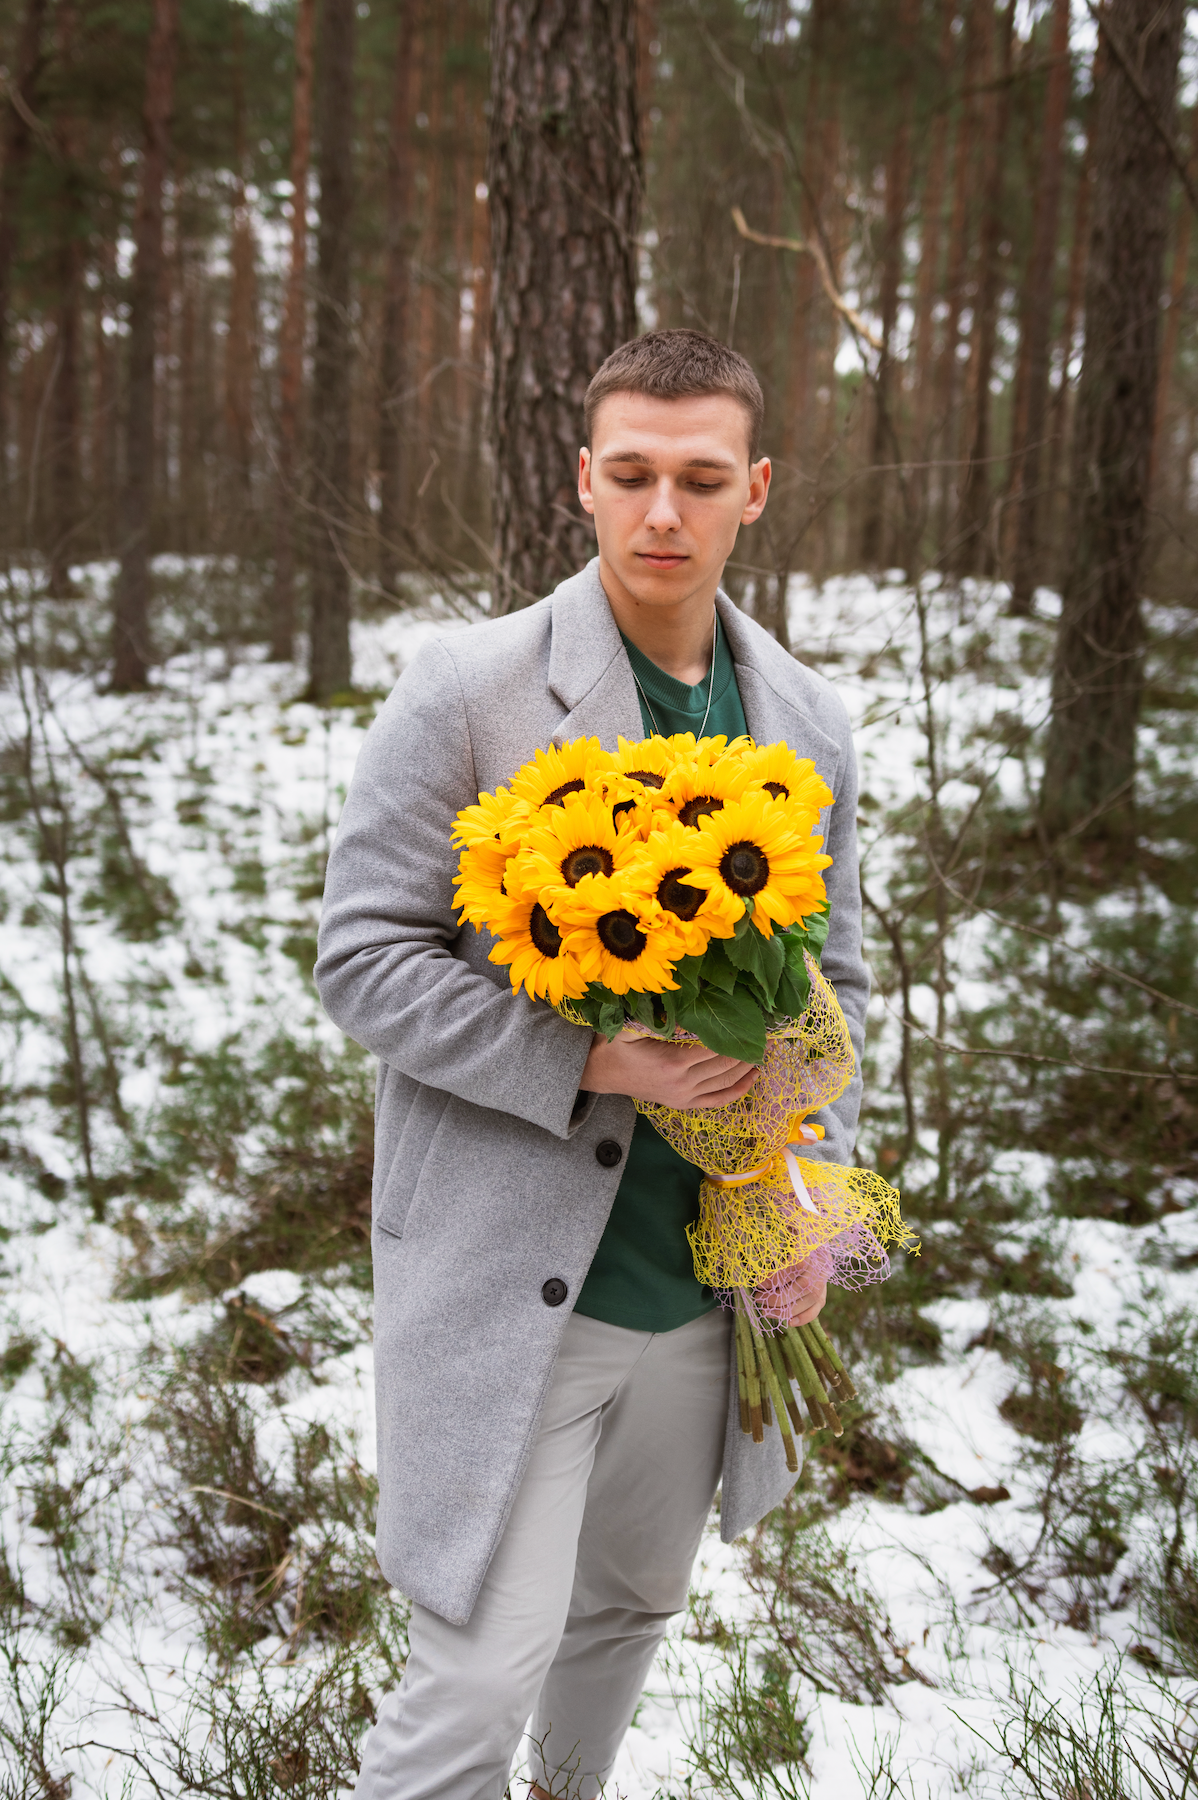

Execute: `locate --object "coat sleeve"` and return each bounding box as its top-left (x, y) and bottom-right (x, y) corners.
top-left (807, 705), bottom-right (869, 1166)
top-left (314, 637), bottom-right (595, 1140)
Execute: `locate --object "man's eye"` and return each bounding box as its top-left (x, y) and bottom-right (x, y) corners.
top-left (691, 482), bottom-right (721, 492)
top-left (614, 475), bottom-right (648, 486)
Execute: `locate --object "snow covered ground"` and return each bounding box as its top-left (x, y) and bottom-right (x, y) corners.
top-left (0, 566), bottom-right (1194, 1795)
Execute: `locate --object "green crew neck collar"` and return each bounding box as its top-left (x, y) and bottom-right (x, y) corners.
top-left (619, 615), bottom-right (737, 722)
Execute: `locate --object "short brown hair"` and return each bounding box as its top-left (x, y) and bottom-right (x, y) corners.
top-left (584, 329), bottom-right (765, 462)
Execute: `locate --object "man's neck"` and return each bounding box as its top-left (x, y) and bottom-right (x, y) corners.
top-left (597, 554), bottom-right (719, 686)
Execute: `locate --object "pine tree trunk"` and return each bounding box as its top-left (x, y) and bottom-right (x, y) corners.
top-left (950, 0), bottom-right (1015, 576)
top-left (377, 0), bottom-right (417, 600)
top-left (306, 0), bottom-right (356, 702)
top-left (1149, 108), bottom-right (1196, 495)
top-left (783, 0), bottom-right (829, 474)
top-left (934, 0), bottom-right (983, 555)
top-left (270, 0), bottom-right (315, 661)
top-left (47, 0), bottom-right (83, 592)
top-left (1041, 0), bottom-right (1185, 845)
top-left (0, 0), bottom-right (47, 479)
top-left (223, 11), bottom-right (257, 553)
top-left (860, 0), bottom-right (920, 570)
top-left (1008, 0), bottom-right (1071, 614)
top-left (111, 0), bottom-right (180, 692)
top-left (488, 0), bottom-right (641, 610)
top-left (1044, 84), bottom-right (1096, 557)
top-left (908, 0), bottom-right (956, 556)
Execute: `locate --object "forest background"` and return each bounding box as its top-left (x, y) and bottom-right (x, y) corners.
top-left (3, 0), bottom-right (1198, 1793)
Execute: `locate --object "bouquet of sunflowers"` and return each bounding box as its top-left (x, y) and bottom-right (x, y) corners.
top-left (453, 733), bottom-right (916, 1473)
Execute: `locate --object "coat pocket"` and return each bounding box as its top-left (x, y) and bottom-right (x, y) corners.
top-left (373, 1081), bottom-right (453, 1241)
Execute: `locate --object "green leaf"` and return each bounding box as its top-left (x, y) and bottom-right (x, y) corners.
top-left (772, 961), bottom-right (811, 1021)
top-left (723, 920), bottom-right (786, 1007)
top-left (597, 998), bottom-right (627, 1040)
top-left (698, 937), bottom-right (739, 995)
top-left (626, 990), bottom-right (657, 1030)
top-left (677, 984), bottom-right (767, 1062)
top-left (801, 906), bottom-right (830, 963)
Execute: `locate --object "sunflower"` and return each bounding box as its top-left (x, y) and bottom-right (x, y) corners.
top-left (683, 789), bottom-right (832, 937)
top-left (658, 741), bottom-right (752, 829)
top-left (553, 873), bottom-right (686, 995)
top-left (486, 889), bottom-right (589, 1004)
top-left (740, 744), bottom-right (833, 827)
top-left (453, 837), bottom-right (522, 931)
top-left (610, 733), bottom-right (675, 791)
top-left (509, 737), bottom-right (615, 811)
top-left (510, 790), bottom-right (635, 898)
top-left (451, 783), bottom-right (530, 852)
top-left (624, 820), bottom-right (743, 954)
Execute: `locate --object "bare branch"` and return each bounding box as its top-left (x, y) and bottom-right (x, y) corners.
top-left (730, 206), bottom-right (885, 352)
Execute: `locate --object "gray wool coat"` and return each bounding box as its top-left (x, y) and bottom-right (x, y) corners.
top-left (314, 558), bottom-right (869, 1627)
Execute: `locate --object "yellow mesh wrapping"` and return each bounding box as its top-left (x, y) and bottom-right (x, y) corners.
top-left (625, 956), bottom-right (918, 1297)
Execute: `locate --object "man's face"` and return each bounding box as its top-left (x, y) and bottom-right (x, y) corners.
top-left (577, 391), bottom-right (770, 612)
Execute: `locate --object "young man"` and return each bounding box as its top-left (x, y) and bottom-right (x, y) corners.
top-left (315, 329), bottom-right (868, 1800)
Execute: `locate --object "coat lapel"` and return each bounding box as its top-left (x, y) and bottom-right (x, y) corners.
top-left (547, 559), bottom-right (643, 748)
top-left (544, 559), bottom-right (844, 791)
top-left (716, 592), bottom-right (845, 790)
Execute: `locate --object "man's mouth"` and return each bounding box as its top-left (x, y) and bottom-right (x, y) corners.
top-left (638, 551), bottom-right (687, 569)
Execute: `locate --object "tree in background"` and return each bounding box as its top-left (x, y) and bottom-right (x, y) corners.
top-left (1041, 0), bottom-right (1186, 846)
top-left (270, 0), bottom-right (315, 662)
top-left (306, 0), bottom-right (355, 702)
top-left (111, 0), bottom-right (180, 692)
top-left (377, 0), bottom-right (417, 606)
top-left (1007, 0), bottom-right (1071, 617)
top-left (487, 0), bottom-right (641, 610)
top-left (0, 0), bottom-right (47, 501)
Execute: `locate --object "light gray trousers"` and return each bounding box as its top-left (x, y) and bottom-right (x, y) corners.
top-left (352, 1305), bottom-right (731, 1800)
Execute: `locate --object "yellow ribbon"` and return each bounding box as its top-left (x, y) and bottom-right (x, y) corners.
top-left (706, 1120), bottom-right (825, 1212)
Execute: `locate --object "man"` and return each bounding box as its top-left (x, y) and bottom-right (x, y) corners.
top-left (315, 329), bottom-right (868, 1800)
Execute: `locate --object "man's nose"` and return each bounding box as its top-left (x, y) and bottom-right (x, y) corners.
top-left (644, 479), bottom-right (682, 533)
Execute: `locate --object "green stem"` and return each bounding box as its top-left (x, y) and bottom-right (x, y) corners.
top-left (750, 1317), bottom-right (798, 1474)
top-left (736, 1297), bottom-right (763, 1443)
top-left (765, 1330), bottom-right (804, 1439)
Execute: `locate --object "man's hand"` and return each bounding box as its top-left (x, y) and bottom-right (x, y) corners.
top-left (769, 1279), bottom-right (827, 1328)
top-left (581, 1028), bottom-right (758, 1110)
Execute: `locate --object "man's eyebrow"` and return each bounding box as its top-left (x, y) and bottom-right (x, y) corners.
top-left (597, 449), bottom-right (738, 471)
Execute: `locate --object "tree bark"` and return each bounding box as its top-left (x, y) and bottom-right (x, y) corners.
top-left (1041, 0), bottom-right (1185, 845)
top-left (950, 0), bottom-right (1015, 576)
top-left (1045, 77), bottom-right (1096, 547)
top-left (488, 0), bottom-right (641, 610)
top-left (111, 0), bottom-right (180, 692)
top-left (908, 0), bottom-right (956, 548)
top-left (1007, 0), bottom-right (1071, 614)
top-left (270, 0), bottom-right (315, 660)
top-left (859, 0), bottom-right (920, 570)
top-left (47, 0), bottom-right (83, 592)
top-left (934, 0), bottom-right (983, 554)
top-left (377, 0), bottom-right (417, 600)
top-left (1149, 106), bottom-right (1196, 497)
top-left (0, 0), bottom-right (48, 477)
top-left (223, 8), bottom-right (257, 550)
top-left (306, 0), bottom-right (356, 701)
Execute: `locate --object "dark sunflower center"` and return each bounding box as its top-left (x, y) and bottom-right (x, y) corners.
top-left (597, 909), bottom-right (647, 961)
top-left (544, 778), bottom-right (587, 807)
top-left (720, 841), bottom-right (770, 896)
top-left (625, 769), bottom-right (664, 790)
top-left (561, 844), bottom-right (613, 886)
top-left (529, 903), bottom-right (562, 958)
top-left (678, 795), bottom-right (724, 828)
top-left (657, 866), bottom-right (704, 921)
top-left (612, 799), bottom-right (637, 822)
top-left (763, 781), bottom-right (789, 800)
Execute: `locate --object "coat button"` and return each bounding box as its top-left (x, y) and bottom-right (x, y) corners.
top-left (595, 1139), bottom-right (623, 1168)
top-left (542, 1278), bottom-right (568, 1307)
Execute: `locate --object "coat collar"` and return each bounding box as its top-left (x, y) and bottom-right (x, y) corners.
top-left (545, 557), bottom-right (842, 783)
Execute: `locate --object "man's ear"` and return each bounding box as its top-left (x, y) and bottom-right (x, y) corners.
top-left (741, 456), bottom-right (771, 525)
top-left (578, 447), bottom-right (595, 517)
